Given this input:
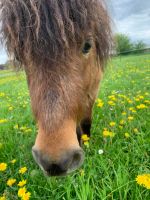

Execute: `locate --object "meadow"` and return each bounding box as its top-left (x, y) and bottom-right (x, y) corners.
top-left (0, 54), bottom-right (150, 200)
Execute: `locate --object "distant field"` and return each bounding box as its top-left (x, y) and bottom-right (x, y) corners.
top-left (0, 54), bottom-right (150, 199)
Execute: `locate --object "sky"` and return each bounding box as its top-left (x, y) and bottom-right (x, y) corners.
top-left (0, 0), bottom-right (150, 64)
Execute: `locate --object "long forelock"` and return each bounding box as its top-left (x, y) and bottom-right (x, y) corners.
top-left (0, 0), bottom-right (112, 67)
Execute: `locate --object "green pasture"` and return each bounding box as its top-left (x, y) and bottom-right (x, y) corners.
top-left (0, 54), bottom-right (150, 199)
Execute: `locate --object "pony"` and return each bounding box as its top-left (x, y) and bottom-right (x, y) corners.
top-left (0, 0), bottom-right (112, 176)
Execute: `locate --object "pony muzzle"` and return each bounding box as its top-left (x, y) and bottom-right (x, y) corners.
top-left (32, 147), bottom-right (84, 176)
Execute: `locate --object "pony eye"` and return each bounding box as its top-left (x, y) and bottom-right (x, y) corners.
top-left (82, 41), bottom-right (92, 54)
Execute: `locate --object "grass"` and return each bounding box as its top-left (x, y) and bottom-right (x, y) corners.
top-left (0, 54), bottom-right (150, 200)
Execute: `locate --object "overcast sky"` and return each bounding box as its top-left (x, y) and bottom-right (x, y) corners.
top-left (0, 0), bottom-right (150, 64)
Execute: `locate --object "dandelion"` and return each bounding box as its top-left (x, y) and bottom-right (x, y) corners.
top-left (128, 116), bottom-right (134, 121)
top-left (22, 192), bottom-right (31, 200)
top-left (0, 92), bottom-right (5, 97)
top-left (83, 141), bottom-right (89, 148)
top-left (134, 128), bottom-right (138, 133)
top-left (109, 122), bottom-right (116, 127)
top-left (7, 178), bottom-right (16, 187)
top-left (136, 104), bottom-right (147, 109)
top-left (0, 119), bottom-right (8, 124)
top-left (108, 95), bottom-right (116, 101)
top-left (120, 120), bottom-right (125, 125)
top-left (144, 100), bottom-right (150, 104)
top-left (14, 124), bottom-right (19, 129)
top-left (0, 196), bottom-right (6, 200)
top-left (139, 95), bottom-right (144, 100)
top-left (108, 101), bottom-right (115, 106)
top-left (119, 125), bottom-right (123, 129)
top-left (124, 133), bottom-right (130, 138)
top-left (19, 167), bottom-right (27, 174)
top-left (10, 159), bottom-right (17, 164)
top-left (122, 112), bottom-right (127, 115)
top-left (20, 126), bottom-right (27, 131)
top-left (24, 129), bottom-right (32, 133)
top-left (0, 163), bottom-right (7, 171)
top-left (8, 106), bottom-right (13, 111)
top-left (97, 99), bottom-right (104, 108)
top-left (145, 92), bottom-right (149, 96)
top-left (135, 98), bottom-right (140, 102)
top-left (136, 174), bottom-right (150, 189)
top-left (128, 100), bottom-right (133, 104)
top-left (18, 180), bottom-right (27, 187)
top-left (103, 130), bottom-right (115, 138)
top-left (18, 187), bottom-right (27, 198)
top-left (81, 134), bottom-right (90, 142)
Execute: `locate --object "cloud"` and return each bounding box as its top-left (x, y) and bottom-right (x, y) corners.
top-left (108, 0), bottom-right (150, 44)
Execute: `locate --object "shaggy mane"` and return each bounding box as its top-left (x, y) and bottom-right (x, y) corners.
top-left (0, 0), bottom-right (112, 67)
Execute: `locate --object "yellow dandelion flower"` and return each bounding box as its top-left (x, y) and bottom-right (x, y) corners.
top-left (20, 126), bottom-right (27, 131)
top-left (19, 167), bottom-right (27, 174)
top-left (144, 100), bottom-right (150, 104)
top-left (8, 106), bottom-right (13, 111)
top-left (129, 107), bottom-right (134, 111)
top-left (131, 109), bottom-right (136, 113)
top-left (18, 180), bottom-right (27, 187)
top-left (0, 163), bottom-right (7, 171)
top-left (128, 116), bottom-right (134, 121)
top-left (10, 159), bottom-right (17, 164)
top-left (97, 99), bottom-right (104, 108)
top-left (0, 92), bottom-right (5, 97)
top-left (0, 196), bottom-right (6, 200)
top-left (0, 119), bottom-right (8, 124)
top-left (14, 124), bottom-right (19, 129)
top-left (24, 129), bottom-right (32, 133)
top-left (122, 112), bottom-right (127, 115)
top-left (135, 98), bottom-right (140, 102)
top-left (128, 100), bottom-right (133, 104)
top-left (136, 174), bottom-right (150, 189)
top-left (139, 95), bottom-right (144, 100)
top-left (136, 104), bottom-right (147, 109)
top-left (22, 192), bottom-right (31, 200)
top-left (81, 134), bottom-right (90, 142)
top-left (103, 130), bottom-right (115, 138)
top-left (134, 128), bottom-right (138, 133)
top-left (18, 187), bottom-right (27, 197)
top-left (84, 141), bottom-right (89, 148)
top-left (119, 125), bottom-right (123, 129)
top-left (97, 102), bottom-right (104, 108)
top-left (124, 133), bottom-right (130, 138)
top-left (109, 122), bottom-right (116, 127)
top-left (108, 101), bottom-right (115, 106)
top-left (120, 120), bottom-right (125, 125)
top-left (108, 95), bottom-right (116, 101)
top-left (7, 178), bottom-right (16, 187)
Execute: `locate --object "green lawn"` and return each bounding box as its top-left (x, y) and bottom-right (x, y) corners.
top-left (0, 54), bottom-right (150, 200)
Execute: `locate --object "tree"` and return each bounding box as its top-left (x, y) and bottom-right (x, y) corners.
top-left (134, 41), bottom-right (146, 50)
top-left (115, 33), bottom-right (133, 54)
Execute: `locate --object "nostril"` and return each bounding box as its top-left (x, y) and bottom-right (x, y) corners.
top-left (46, 163), bottom-right (67, 176)
top-left (68, 150), bottom-right (84, 171)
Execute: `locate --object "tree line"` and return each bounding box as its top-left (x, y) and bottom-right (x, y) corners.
top-left (115, 33), bottom-right (147, 55)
